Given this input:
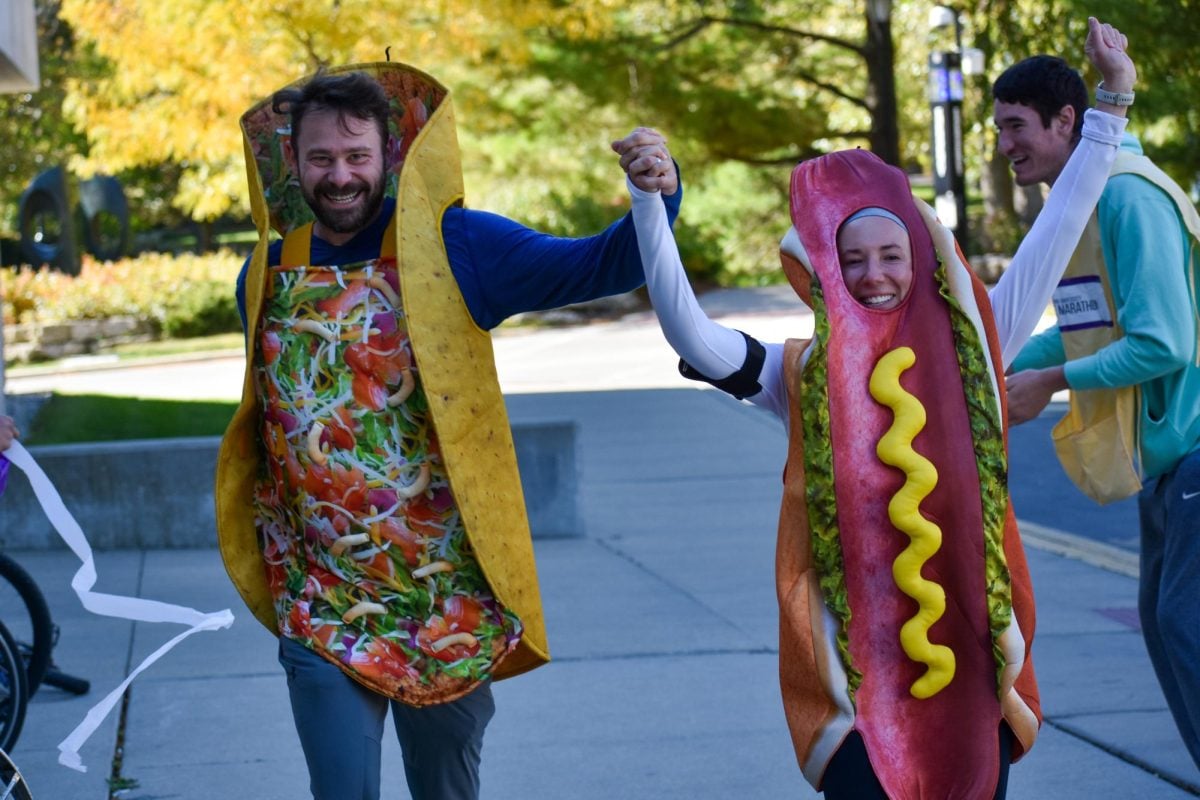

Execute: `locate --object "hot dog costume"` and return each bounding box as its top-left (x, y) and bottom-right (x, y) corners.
top-left (627, 108), bottom-right (1127, 799)
top-left (217, 63), bottom-right (553, 707)
top-left (772, 151), bottom-right (1038, 798)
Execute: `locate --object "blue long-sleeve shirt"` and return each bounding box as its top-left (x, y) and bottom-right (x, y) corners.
top-left (237, 188), bottom-right (683, 331)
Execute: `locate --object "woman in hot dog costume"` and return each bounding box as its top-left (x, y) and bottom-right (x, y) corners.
top-left (617, 18), bottom-right (1134, 799)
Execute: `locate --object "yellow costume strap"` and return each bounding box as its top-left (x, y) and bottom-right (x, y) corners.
top-left (1052, 208), bottom-right (1142, 504)
top-left (279, 216), bottom-right (399, 267)
top-left (280, 222), bottom-right (312, 268)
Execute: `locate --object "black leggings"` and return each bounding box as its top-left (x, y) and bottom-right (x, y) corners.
top-left (821, 723), bottom-right (1014, 799)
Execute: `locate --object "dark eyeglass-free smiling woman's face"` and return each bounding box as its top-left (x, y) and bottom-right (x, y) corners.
top-left (836, 215), bottom-right (914, 311)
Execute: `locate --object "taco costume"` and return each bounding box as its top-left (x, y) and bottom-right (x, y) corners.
top-left (772, 150), bottom-right (1040, 798)
top-left (216, 62), bottom-right (671, 709)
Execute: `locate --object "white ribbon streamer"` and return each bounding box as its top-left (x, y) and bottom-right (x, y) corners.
top-left (3, 442), bottom-right (234, 772)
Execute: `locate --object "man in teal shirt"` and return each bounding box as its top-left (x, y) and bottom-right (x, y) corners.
top-left (993, 54), bottom-right (1200, 768)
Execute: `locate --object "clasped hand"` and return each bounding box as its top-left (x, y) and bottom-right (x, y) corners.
top-left (611, 127), bottom-right (678, 195)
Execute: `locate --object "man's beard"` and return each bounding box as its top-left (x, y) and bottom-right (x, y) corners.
top-left (303, 173), bottom-right (387, 236)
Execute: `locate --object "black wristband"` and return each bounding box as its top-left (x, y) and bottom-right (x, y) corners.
top-left (678, 331), bottom-right (766, 400)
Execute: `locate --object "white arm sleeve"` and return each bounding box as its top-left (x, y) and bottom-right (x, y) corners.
top-left (988, 108), bottom-right (1128, 368)
top-left (628, 179), bottom-right (789, 422)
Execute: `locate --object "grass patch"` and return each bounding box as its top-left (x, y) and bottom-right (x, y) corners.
top-left (108, 332), bottom-right (244, 360)
top-left (26, 393), bottom-right (238, 444)
top-left (7, 333), bottom-right (244, 374)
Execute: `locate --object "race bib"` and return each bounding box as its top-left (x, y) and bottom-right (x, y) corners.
top-left (1053, 276), bottom-right (1113, 332)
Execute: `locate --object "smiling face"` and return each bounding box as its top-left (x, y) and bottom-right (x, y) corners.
top-left (836, 215), bottom-right (913, 311)
top-left (286, 108), bottom-right (388, 245)
top-left (993, 100), bottom-right (1075, 187)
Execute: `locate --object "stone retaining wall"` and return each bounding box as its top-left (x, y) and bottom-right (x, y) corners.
top-left (3, 316), bottom-right (156, 363)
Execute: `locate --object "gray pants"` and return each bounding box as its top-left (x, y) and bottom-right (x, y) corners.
top-left (279, 637), bottom-right (495, 800)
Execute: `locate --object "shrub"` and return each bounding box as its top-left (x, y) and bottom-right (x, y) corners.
top-left (161, 280), bottom-right (242, 338)
top-left (1, 251), bottom-right (243, 338)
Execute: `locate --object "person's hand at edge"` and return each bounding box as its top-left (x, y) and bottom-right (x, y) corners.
top-left (0, 416), bottom-right (19, 452)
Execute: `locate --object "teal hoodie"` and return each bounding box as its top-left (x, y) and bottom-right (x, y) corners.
top-left (1012, 135), bottom-right (1200, 479)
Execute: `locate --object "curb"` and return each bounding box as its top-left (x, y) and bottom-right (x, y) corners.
top-left (1018, 518), bottom-right (1139, 578)
top-left (5, 348), bottom-right (245, 379)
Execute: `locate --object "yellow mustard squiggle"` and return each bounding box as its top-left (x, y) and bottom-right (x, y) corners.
top-left (869, 346), bottom-right (956, 699)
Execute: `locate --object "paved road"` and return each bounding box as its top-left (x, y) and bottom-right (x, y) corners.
top-left (8, 389), bottom-right (1196, 799)
top-left (1008, 415), bottom-right (1141, 551)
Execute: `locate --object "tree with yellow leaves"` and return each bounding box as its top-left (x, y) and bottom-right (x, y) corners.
top-left (59, 0), bottom-right (549, 220)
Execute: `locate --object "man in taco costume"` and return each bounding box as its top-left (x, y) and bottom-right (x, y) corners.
top-left (215, 64), bottom-right (679, 799)
top-left (618, 18), bottom-right (1133, 797)
top-left (996, 54), bottom-right (1200, 769)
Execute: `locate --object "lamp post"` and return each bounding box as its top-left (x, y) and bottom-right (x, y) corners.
top-left (928, 5), bottom-right (968, 250)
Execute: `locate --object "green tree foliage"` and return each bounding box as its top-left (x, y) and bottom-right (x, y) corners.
top-left (518, 1), bottom-right (966, 281)
top-left (957, 0), bottom-right (1199, 251)
top-left (0, 1), bottom-right (214, 239)
top-left (58, 0), bottom-right (549, 220)
top-left (16, 1), bottom-right (949, 281)
top-left (5, 0), bottom-right (1194, 285)
top-left (1059, 0), bottom-right (1200, 187)
top-left (48, 0), bottom-right (932, 281)
top-left (0, 0), bottom-right (93, 233)
top-left (520, 1), bottom-right (907, 167)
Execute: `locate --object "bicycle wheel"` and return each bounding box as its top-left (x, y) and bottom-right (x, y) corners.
top-left (0, 556), bottom-right (52, 696)
top-left (0, 621), bottom-right (28, 755)
top-left (0, 746), bottom-right (33, 799)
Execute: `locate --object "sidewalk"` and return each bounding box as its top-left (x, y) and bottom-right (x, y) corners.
top-left (7, 386), bottom-right (1198, 799)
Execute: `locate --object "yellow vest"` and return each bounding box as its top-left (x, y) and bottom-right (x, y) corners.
top-left (1052, 151), bottom-right (1200, 504)
top-left (214, 62), bottom-right (549, 681)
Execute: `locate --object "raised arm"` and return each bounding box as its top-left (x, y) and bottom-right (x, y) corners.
top-left (625, 180), bottom-right (748, 375)
top-left (624, 181), bottom-right (790, 419)
top-left (989, 17), bottom-right (1136, 368)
